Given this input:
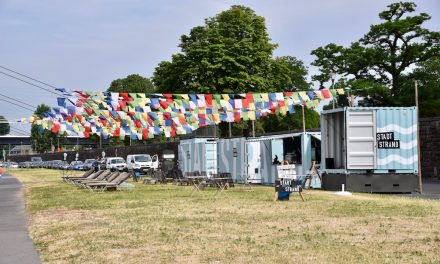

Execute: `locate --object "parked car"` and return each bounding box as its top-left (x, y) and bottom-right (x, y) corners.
top-left (49, 160), bottom-right (63, 169)
top-left (30, 157), bottom-right (43, 168)
top-left (18, 161), bottom-right (32, 168)
top-left (104, 157), bottom-right (127, 172)
top-left (59, 161), bottom-right (70, 170)
top-left (4, 161), bottom-right (18, 168)
top-left (83, 159), bottom-right (96, 171)
top-left (70, 161), bottom-right (84, 170)
top-left (126, 154), bottom-right (159, 174)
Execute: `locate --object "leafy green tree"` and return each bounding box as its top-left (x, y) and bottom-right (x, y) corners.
top-left (108, 74), bottom-right (156, 93)
top-left (261, 106), bottom-right (320, 133)
top-left (311, 2), bottom-right (440, 106)
top-left (269, 56), bottom-right (310, 91)
top-left (152, 5), bottom-right (278, 93)
top-left (0, 116), bottom-right (10, 135)
top-left (397, 58), bottom-right (440, 117)
top-left (30, 104), bottom-right (64, 153)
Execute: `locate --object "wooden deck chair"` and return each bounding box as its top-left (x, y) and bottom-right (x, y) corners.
top-left (62, 169), bottom-right (94, 182)
top-left (85, 172), bottom-right (131, 192)
top-left (73, 170), bottom-right (113, 187)
top-left (64, 170), bottom-right (104, 184)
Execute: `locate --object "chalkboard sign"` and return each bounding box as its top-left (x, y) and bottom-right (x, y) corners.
top-left (274, 178), bottom-right (304, 202)
top-left (275, 179), bottom-right (303, 192)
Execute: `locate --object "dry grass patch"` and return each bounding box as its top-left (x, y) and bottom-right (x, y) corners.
top-left (12, 169), bottom-right (440, 264)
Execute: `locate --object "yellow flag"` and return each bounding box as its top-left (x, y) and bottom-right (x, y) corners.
top-left (299, 92), bottom-right (309, 101)
top-left (249, 111), bottom-right (256, 121)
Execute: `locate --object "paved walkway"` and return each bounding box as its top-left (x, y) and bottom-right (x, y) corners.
top-left (402, 179), bottom-right (440, 200)
top-left (0, 172), bottom-right (41, 264)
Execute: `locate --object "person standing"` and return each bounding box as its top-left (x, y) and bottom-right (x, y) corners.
top-left (0, 166), bottom-right (3, 183)
top-left (92, 156), bottom-right (101, 172)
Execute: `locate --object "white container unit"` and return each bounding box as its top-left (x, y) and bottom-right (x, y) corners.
top-left (321, 107), bottom-right (418, 192)
top-left (243, 132), bottom-right (321, 185)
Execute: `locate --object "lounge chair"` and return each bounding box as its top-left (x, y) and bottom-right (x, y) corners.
top-left (72, 170), bottom-right (113, 186)
top-left (84, 172), bottom-right (132, 192)
top-left (76, 171), bottom-right (119, 188)
top-left (62, 169), bottom-right (94, 182)
top-left (64, 170), bottom-right (104, 184)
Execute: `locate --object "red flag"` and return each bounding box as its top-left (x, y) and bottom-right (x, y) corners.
top-left (322, 89), bottom-right (331, 99)
top-left (113, 128), bottom-right (120, 137)
top-left (234, 112), bottom-right (241, 122)
top-left (84, 108), bottom-right (93, 115)
top-left (205, 94), bottom-right (213, 108)
top-left (142, 128), bottom-right (149, 140)
top-left (245, 93), bottom-right (254, 102)
top-left (160, 100), bottom-right (169, 109)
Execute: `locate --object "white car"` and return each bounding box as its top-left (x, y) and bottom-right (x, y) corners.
top-left (4, 162), bottom-right (18, 168)
top-left (104, 157), bottom-right (128, 172)
top-left (126, 154), bottom-right (159, 174)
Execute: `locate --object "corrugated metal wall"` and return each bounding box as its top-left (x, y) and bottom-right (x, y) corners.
top-left (217, 138), bottom-right (246, 182)
top-left (376, 107), bottom-right (418, 172)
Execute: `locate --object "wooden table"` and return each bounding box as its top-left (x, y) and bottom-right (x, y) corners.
top-left (186, 176), bottom-right (208, 193)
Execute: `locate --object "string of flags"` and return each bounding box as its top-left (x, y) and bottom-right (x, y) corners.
top-left (23, 89), bottom-right (345, 140)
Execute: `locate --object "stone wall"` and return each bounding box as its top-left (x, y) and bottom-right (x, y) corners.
top-left (420, 117), bottom-right (440, 178)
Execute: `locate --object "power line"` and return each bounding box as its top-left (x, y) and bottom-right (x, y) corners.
top-left (0, 92), bottom-right (36, 108)
top-left (0, 71), bottom-right (65, 97)
top-left (0, 98), bottom-right (34, 112)
top-left (0, 65), bottom-right (58, 89)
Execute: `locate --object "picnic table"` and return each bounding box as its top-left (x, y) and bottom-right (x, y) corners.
top-left (186, 176), bottom-right (230, 194)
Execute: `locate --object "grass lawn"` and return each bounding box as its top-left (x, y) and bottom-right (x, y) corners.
top-left (11, 168), bottom-right (440, 263)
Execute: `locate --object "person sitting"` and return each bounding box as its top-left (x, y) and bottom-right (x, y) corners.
top-left (273, 155), bottom-right (280, 165)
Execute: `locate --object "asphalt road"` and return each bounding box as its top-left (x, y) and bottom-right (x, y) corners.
top-left (402, 179), bottom-right (440, 200)
top-left (0, 172), bottom-right (41, 264)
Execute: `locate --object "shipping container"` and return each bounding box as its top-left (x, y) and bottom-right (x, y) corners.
top-left (217, 137), bottom-right (246, 182)
top-left (320, 107), bottom-right (418, 192)
top-left (178, 138), bottom-right (217, 177)
top-left (179, 132), bottom-right (321, 186)
top-left (243, 132), bottom-right (321, 184)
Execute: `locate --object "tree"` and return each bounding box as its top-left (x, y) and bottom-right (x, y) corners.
top-left (0, 116), bottom-right (10, 135)
top-left (152, 5), bottom-right (278, 93)
top-left (30, 104), bottom-right (63, 154)
top-left (108, 74), bottom-right (156, 93)
top-left (311, 2), bottom-right (440, 106)
top-left (261, 106), bottom-right (320, 133)
top-left (398, 57), bottom-right (440, 117)
top-left (269, 56), bottom-right (310, 91)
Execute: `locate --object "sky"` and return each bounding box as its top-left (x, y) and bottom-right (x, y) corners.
top-left (1, 0), bottom-right (439, 135)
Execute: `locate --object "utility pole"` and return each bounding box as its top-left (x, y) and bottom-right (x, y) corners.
top-left (301, 105), bottom-right (306, 133)
top-left (415, 80), bottom-right (422, 194)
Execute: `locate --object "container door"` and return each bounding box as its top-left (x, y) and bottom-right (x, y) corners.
top-left (246, 141), bottom-right (262, 183)
top-left (346, 109), bottom-right (375, 169)
top-left (205, 141), bottom-right (217, 177)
